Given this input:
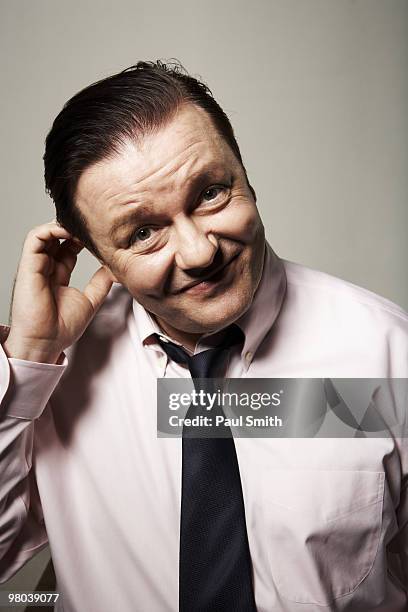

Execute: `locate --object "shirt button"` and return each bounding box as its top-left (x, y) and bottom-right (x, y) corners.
top-left (245, 351), bottom-right (253, 363)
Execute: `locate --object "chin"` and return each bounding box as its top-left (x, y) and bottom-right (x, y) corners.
top-left (179, 283), bottom-right (254, 334)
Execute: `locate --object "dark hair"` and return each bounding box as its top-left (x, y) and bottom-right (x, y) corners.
top-left (44, 60), bottom-right (252, 259)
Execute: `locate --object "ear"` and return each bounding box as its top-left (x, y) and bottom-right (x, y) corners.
top-left (95, 259), bottom-right (120, 283)
top-left (92, 250), bottom-right (120, 284)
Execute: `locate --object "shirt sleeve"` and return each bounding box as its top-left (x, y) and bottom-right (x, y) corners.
top-left (0, 325), bottom-right (67, 582)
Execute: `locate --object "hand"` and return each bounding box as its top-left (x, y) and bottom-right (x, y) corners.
top-left (3, 220), bottom-right (114, 363)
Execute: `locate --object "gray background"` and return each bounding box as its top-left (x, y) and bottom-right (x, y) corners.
top-left (0, 0), bottom-right (407, 601)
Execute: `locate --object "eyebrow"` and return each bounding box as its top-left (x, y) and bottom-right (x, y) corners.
top-left (108, 204), bottom-right (155, 242)
top-left (108, 166), bottom-right (230, 242)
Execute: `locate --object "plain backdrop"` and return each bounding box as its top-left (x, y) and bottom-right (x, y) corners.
top-left (0, 0), bottom-right (407, 601)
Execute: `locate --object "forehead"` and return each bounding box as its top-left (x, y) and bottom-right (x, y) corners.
top-left (75, 104), bottom-right (238, 210)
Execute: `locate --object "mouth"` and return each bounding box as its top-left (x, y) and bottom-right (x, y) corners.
top-left (177, 252), bottom-right (240, 295)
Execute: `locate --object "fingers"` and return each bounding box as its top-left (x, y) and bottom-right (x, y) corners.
top-left (19, 221), bottom-right (83, 280)
top-left (20, 220), bottom-right (112, 312)
top-left (82, 266), bottom-right (114, 313)
top-left (51, 239), bottom-right (85, 286)
top-left (23, 220), bottom-right (72, 256)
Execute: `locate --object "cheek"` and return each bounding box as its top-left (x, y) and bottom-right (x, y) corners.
top-left (113, 250), bottom-right (171, 296)
top-left (213, 199), bottom-right (262, 243)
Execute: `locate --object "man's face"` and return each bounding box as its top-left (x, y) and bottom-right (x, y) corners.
top-left (75, 103), bottom-right (265, 336)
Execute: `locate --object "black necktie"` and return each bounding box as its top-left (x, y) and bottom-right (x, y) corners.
top-left (154, 325), bottom-right (257, 611)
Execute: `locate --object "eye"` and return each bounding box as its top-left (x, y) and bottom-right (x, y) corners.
top-left (201, 185), bottom-right (227, 203)
top-left (129, 226), bottom-right (154, 245)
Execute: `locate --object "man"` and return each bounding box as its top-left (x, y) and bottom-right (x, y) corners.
top-left (0, 61), bottom-right (407, 611)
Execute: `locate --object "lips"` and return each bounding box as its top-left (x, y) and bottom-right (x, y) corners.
top-left (176, 253), bottom-right (239, 294)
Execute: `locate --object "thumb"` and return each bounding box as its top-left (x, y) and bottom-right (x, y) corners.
top-left (83, 266), bottom-right (114, 313)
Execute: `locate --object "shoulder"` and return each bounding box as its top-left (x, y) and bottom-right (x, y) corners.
top-left (84, 282), bottom-right (134, 336)
top-left (269, 259), bottom-right (408, 376)
top-left (282, 259), bottom-right (408, 325)
top-left (94, 282), bottom-right (133, 319)
top-left (65, 283), bottom-right (133, 361)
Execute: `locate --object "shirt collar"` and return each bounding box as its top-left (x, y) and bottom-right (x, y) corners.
top-left (132, 240), bottom-right (287, 371)
top-left (234, 241), bottom-right (287, 367)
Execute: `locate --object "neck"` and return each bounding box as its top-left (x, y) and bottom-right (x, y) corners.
top-left (152, 315), bottom-right (204, 352)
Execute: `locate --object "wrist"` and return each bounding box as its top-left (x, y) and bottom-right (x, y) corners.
top-left (2, 335), bottom-right (63, 364)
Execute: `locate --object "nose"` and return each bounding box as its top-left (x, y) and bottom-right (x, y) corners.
top-left (173, 216), bottom-right (218, 270)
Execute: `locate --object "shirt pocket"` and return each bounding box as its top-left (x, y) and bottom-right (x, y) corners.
top-left (261, 469), bottom-right (385, 605)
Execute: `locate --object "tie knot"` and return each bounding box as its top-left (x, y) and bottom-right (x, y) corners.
top-left (153, 324), bottom-right (245, 379)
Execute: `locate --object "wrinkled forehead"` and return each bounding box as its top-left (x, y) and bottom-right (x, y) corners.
top-left (76, 104), bottom-right (240, 207)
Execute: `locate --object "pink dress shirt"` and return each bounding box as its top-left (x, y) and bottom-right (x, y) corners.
top-left (0, 241), bottom-right (407, 611)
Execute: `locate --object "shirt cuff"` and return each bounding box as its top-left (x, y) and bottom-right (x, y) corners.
top-left (0, 326), bottom-right (68, 420)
